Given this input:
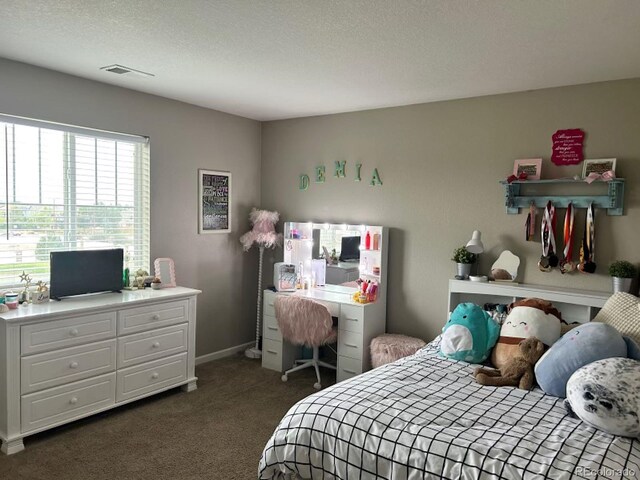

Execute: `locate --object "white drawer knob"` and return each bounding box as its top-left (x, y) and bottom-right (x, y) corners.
top-left (69, 329), bottom-right (78, 337)
top-left (69, 397), bottom-right (78, 405)
top-left (69, 361), bottom-right (79, 369)
top-left (151, 372), bottom-right (159, 380)
top-left (152, 314), bottom-right (160, 320)
top-left (345, 342), bottom-right (358, 348)
top-left (152, 342), bottom-right (160, 348)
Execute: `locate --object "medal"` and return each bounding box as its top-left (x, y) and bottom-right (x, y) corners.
top-left (560, 203), bottom-right (575, 274)
top-left (538, 201), bottom-right (557, 272)
top-left (578, 203), bottom-right (596, 274)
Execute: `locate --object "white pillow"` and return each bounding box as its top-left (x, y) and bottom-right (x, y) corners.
top-left (594, 292), bottom-right (640, 346)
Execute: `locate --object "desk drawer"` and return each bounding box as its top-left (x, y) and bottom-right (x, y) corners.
top-left (117, 299), bottom-right (188, 335)
top-left (337, 355), bottom-right (363, 382)
top-left (21, 339), bottom-right (116, 394)
top-left (263, 291), bottom-right (276, 318)
top-left (21, 312), bottom-right (116, 355)
top-left (337, 329), bottom-right (363, 360)
top-left (263, 315), bottom-right (281, 342)
top-left (117, 323), bottom-right (188, 368)
top-left (339, 305), bottom-right (365, 334)
top-left (116, 353), bottom-right (187, 402)
top-left (21, 372), bottom-right (116, 434)
top-left (262, 338), bottom-right (283, 371)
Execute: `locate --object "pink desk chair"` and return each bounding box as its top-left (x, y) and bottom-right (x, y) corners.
top-left (274, 295), bottom-right (337, 389)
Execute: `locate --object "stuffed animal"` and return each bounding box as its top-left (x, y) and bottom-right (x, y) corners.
top-left (475, 337), bottom-right (546, 390)
top-left (564, 358), bottom-right (640, 438)
top-left (440, 302), bottom-right (500, 364)
top-left (535, 322), bottom-right (640, 398)
top-left (491, 298), bottom-right (562, 370)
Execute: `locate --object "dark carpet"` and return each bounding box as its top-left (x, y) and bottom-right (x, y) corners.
top-left (0, 354), bottom-right (328, 480)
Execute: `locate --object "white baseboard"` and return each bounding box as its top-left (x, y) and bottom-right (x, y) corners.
top-left (195, 341), bottom-right (255, 366)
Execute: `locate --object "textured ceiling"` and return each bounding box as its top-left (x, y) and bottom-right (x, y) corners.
top-left (1, 1), bottom-right (639, 121)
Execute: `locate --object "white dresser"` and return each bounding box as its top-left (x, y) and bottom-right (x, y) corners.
top-left (0, 286), bottom-right (200, 455)
top-left (261, 286), bottom-right (386, 383)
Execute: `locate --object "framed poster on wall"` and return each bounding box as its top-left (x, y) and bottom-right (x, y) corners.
top-left (198, 169), bottom-right (231, 234)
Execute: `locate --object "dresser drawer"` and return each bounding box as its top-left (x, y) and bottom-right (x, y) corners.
top-left (263, 315), bottom-right (282, 342)
top-left (21, 372), bottom-right (116, 434)
top-left (21, 339), bottom-right (116, 394)
top-left (339, 304), bottom-right (365, 334)
top-left (116, 353), bottom-right (187, 402)
top-left (337, 329), bottom-right (363, 360)
top-left (117, 323), bottom-right (188, 368)
top-left (337, 355), bottom-right (363, 382)
top-left (263, 291), bottom-right (276, 318)
top-left (21, 312), bottom-right (116, 355)
top-left (117, 299), bottom-right (188, 335)
top-left (262, 338), bottom-right (283, 371)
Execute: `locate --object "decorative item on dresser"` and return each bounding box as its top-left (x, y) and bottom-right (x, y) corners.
top-left (0, 287), bottom-right (200, 455)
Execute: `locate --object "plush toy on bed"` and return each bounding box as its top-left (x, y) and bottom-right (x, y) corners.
top-left (535, 322), bottom-right (640, 398)
top-left (439, 302), bottom-right (500, 364)
top-left (475, 337), bottom-right (545, 390)
top-left (491, 298), bottom-right (563, 370)
top-left (564, 357), bottom-right (640, 438)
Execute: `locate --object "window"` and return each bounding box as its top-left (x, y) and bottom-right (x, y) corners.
top-left (0, 114), bottom-right (150, 287)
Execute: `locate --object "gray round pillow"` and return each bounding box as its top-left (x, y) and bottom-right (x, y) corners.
top-left (564, 357), bottom-right (640, 438)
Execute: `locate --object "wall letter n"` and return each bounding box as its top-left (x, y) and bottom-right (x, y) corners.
top-left (334, 160), bottom-right (346, 178)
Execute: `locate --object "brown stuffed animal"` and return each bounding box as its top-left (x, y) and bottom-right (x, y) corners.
top-left (475, 337), bottom-right (545, 390)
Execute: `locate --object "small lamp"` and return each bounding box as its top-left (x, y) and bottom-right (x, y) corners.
top-left (465, 230), bottom-right (484, 254)
top-left (466, 230), bottom-right (484, 276)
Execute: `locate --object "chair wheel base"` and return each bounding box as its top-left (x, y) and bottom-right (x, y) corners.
top-left (314, 382), bottom-right (322, 390)
top-left (281, 375), bottom-right (288, 382)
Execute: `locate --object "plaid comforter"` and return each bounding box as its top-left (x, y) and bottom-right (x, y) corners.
top-left (259, 338), bottom-right (639, 479)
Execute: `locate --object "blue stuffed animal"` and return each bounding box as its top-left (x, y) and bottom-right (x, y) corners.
top-left (535, 322), bottom-right (640, 398)
top-left (440, 302), bottom-right (500, 363)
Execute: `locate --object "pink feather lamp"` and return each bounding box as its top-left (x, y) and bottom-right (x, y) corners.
top-left (240, 208), bottom-right (283, 359)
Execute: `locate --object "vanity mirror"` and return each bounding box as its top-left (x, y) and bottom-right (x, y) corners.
top-left (283, 222), bottom-right (385, 286)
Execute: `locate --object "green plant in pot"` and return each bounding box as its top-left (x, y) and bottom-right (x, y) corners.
top-left (608, 260), bottom-right (637, 294)
top-left (452, 246), bottom-right (477, 279)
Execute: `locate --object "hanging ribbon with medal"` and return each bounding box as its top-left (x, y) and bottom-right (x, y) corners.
top-left (578, 203), bottom-right (597, 273)
top-left (560, 202), bottom-right (575, 274)
top-left (538, 201), bottom-right (558, 272)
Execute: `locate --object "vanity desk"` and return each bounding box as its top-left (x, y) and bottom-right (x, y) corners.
top-left (0, 287), bottom-right (200, 455)
top-left (262, 285), bottom-right (386, 382)
top-left (262, 222), bottom-right (389, 383)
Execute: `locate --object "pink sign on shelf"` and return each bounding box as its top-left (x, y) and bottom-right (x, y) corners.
top-left (551, 129), bottom-right (585, 166)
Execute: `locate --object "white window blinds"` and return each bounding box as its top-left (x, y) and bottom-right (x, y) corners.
top-left (0, 114), bottom-right (150, 288)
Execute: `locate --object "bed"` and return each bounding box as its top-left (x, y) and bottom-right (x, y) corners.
top-left (258, 337), bottom-right (639, 479)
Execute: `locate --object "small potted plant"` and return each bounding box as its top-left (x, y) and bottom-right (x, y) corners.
top-left (608, 260), bottom-right (637, 293)
top-left (452, 246), bottom-right (477, 279)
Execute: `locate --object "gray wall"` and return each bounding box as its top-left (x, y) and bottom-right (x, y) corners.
top-left (261, 79), bottom-right (640, 341)
top-left (0, 58), bottom-right (262, 357)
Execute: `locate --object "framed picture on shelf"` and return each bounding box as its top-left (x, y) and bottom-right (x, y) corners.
top-left (198, 169), bottom-right (231, 234)
top-left (582, 158), bottom-right (616, 178)
top-left (513, 158), bottom-right (542, 180)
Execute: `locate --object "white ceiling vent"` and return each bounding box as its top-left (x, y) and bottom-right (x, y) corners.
top-left (100, 64), bottom-right (154, 78)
